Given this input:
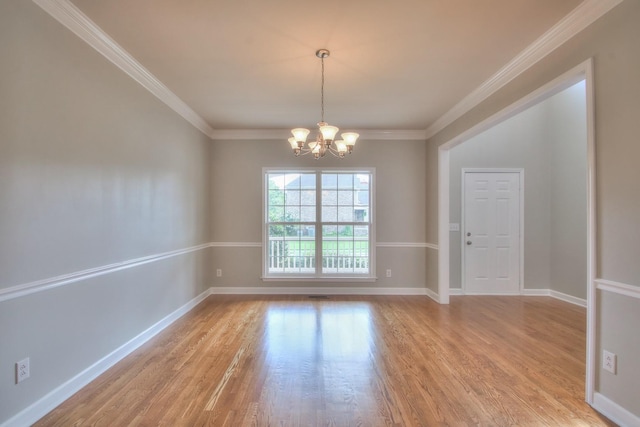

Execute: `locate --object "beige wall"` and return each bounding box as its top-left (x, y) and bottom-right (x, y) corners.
top-left (428, 0), bottom-right (640, 419)
top-left (449, 82), bottom-right (587, 298)
top-left (547, 83), bottom-right (588, 298)
top-left (3, 0), bottom-right (639, 423)
top-left (0, 0), bottom-right (212, 423)
top-left (210, 138), bottom-right (433, 290)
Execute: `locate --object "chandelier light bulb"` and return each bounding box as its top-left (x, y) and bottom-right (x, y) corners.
top-left (291, 128), bottom-right (310, 142)
top-left (341, 132), bottom-right (359, 145)
top-left (319, 124), bottom-right (339, 142)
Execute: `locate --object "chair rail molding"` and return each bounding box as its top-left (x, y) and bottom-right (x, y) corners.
top-left (0, 243), bottom-right (212, 303)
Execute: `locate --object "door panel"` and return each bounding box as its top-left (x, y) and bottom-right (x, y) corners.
top-left (464, 172), bottom-right (520, 294)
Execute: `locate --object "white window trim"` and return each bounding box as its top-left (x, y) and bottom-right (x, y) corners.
top-left (262, 167), bottom-right (376, 281)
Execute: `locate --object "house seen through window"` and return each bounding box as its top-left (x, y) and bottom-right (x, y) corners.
top-left (263, 169), bottom-right (375, 279)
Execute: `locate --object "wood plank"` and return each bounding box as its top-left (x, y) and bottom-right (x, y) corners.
top-left (35, 295), bottom-right (616, 426)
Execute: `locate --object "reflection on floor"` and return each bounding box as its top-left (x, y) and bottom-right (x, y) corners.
top-left (36, 295), bottom-right (616, 426)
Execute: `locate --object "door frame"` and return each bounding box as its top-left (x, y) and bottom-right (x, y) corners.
top-left (461, 168), bottom-right (524, 295)
top-left (437, 58), bottom-right (595, 403)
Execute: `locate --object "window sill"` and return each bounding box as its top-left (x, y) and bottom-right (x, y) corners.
top-left (261, 276), bottom-right (378, 283)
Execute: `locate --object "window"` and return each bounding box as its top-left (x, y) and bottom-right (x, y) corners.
top-left (263, 168), bottom-right (375, 279)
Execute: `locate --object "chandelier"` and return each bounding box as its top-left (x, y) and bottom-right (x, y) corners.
top-left (288, 49), bottom-right (359, 159)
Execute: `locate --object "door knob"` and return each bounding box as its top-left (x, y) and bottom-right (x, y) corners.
top-left (466, 241), bottom-right (472, 245)
top-left (466, 232), bottom-right (471, 237)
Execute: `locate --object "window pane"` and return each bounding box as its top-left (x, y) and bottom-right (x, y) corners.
top-left (300, 174), bottom-right (316, 189)
top-left (301, 206), bottom-right (315, 222)
top-left (356, 190), bottom-right (369, 206)
top-left (337, 190), bottom-right (353, 206)
top-left (322, 190), bottom-right (337, 205)
top-left (301, 190), bottom-right (316, 206)
top-left (354, 208), bottom-right (367, 223)
top-left (268, 174), bottom-right (285, 189)
top-left (268, 225), bottom-right (315, 274)
top-left (322, 206), bottom-right (337, 222)
top-left (285, 190), bottom-right (300, 205)
top-left (285, 206), bottom-right (300, 222)
top-left (269, 205), bottom-right (285, 222)
top-left (354, 225), bottom-right (369, 237)
top-left (285, 173), bottom-right (300, 189)
top-left (338, 174), bottom-right (353, 189)
top-left (322, 225), bottom-right (369, 274)
top-left (323, 225), bottom-right (338, 237)
top-left (269, 225), bottom-right (284, 237)
top-left (322, 174), bottom-right (337, 189)
top-left (338, 206), bottom-right (353, 222)
top-left (355, 174), bottom-right (370, 189)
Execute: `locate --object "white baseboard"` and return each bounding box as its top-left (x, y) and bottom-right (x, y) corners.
top-left (209, 286), bottom-right (430, 296)
top-left (424, 287), bottom-right (441, 302)
top-left (1, 289), bottom-right (211, 427)
top-left (549, 290), bottom-right (587, 307)
top-left (524, 288), bottom-right (587, 307)
top-left (448, 287), bottom-right (587, 307)
top-left (523, 288), bottom-right (551, 296)
top-left (593, 392), bottom-right (640, 427)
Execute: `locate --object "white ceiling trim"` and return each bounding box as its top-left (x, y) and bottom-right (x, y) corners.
top-left (424, 0), bottom-right (624, 140)
top-left (32, 0), bottom-right (216, 138)
top-left (209, 129), bottom-right (427, 141)
top-left (31, 0), bottom-right (423, 142)
top-left (31, 0), bottom-right (622, 142)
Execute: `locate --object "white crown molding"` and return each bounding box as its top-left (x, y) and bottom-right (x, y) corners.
top-left (32, 0), bottom-right (216, 139)
top-left (2, 289), bottom-right (211, 427)
top-left (209, 129), bottom-right (427, 141)
top-left (0, 243), bottom-right (211, 303)
top-left (31, 0), bottom-right (623, 143)
top-left (424, 0), bottom-right (624, 140)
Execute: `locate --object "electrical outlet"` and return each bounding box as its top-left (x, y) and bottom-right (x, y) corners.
top-left (603, 350), bottom-right (616, 374)
top-left (386, 269), bottom-right (392, 278)
top-left (216, 269), bottom-right (222, 277)
top-left (16, 358), bottom-right (30, 384)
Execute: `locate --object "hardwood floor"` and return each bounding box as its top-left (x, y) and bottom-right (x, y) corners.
top-left (36, 295), bottom-right (615, 426)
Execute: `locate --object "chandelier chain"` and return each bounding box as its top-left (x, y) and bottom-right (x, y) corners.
top-left (320, 56), bottom-right (325, 123)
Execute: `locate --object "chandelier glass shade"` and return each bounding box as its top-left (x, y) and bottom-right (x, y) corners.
top-left (288, 49), bottom-right (359, 159)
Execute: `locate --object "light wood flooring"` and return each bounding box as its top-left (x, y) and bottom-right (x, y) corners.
top-left (36, 295), bottom-right (615, 426)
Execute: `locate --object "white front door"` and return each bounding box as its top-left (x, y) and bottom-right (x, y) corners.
top-left (463, 171), bottom-right (521, 294)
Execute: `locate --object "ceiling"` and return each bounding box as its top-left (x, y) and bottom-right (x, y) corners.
top-left (69, 0), bottom-right (584, 132)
